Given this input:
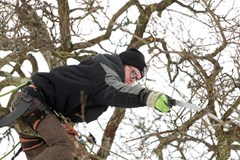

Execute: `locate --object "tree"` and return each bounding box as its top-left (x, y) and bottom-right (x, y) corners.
top-left (0, 0), bottom-right (239, 159)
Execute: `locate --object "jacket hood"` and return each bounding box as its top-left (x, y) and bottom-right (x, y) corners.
top-left (92, 53), bottom-right (124, 81)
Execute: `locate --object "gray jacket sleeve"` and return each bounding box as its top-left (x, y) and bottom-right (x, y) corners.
top-left (92, 63), bottom-right (151, 108)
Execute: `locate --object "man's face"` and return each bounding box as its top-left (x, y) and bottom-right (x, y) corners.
top-left (124, 65), bottom-right (141, 85)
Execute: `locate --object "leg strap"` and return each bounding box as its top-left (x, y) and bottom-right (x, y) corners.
top-left (19, 135), bottom-right (45, 151)
top-left (23, 104), bottom-right (50, 131)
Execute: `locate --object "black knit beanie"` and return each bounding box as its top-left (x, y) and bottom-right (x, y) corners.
top-left (119, 48), bottom-right (148, 78)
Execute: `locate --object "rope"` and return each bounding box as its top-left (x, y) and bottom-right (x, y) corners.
top-left (0, 81), bottom-right (29, 98)
top-left (0, 142), bottom-right (20, 160)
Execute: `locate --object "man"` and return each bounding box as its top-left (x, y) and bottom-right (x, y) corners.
top-left (10, 48), bottom-right (175, 160)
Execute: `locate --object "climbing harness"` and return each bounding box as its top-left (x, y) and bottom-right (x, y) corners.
top-left (0, 81), bottom-right (127, 160)
top-left (19, 134), bottom-right (45, 151)
top-left (1, 110), bottom-right (128, 160)
top-left (54, 111), bottom-right (96, 144)
top-left (0, 81), bottom-right (49, 159)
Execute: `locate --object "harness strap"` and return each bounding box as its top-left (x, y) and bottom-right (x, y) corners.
top-left (24, 105), bottom-right (49, 131)
top-left (22, 83), bottom-right (50, 131)
top-left (19, 136), bottom-right (45, 151)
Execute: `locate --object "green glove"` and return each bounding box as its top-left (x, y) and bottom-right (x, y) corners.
top-left (155, 94), bottom-right (175, 112)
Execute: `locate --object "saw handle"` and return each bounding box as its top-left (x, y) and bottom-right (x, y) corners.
top-left (168, 97), bottom-right (176, 106)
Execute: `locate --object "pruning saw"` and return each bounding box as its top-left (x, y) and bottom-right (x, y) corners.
top-left (175, 100), bottom-right (224, 124)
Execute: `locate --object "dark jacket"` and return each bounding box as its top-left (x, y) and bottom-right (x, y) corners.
top-left (31, 54), bottom-right (151, 123)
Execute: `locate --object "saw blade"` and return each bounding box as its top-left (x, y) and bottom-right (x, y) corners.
top-left (175, 100), bottom-right (224, 123)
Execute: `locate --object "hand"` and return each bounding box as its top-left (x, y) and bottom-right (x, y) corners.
top-left (155, 95), bottom-right (176, 112)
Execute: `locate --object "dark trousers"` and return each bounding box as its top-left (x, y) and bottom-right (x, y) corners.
top-left (24, 113), bottom-right (76, 160)
top-left (13, 87), bottom-right (76, 160)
